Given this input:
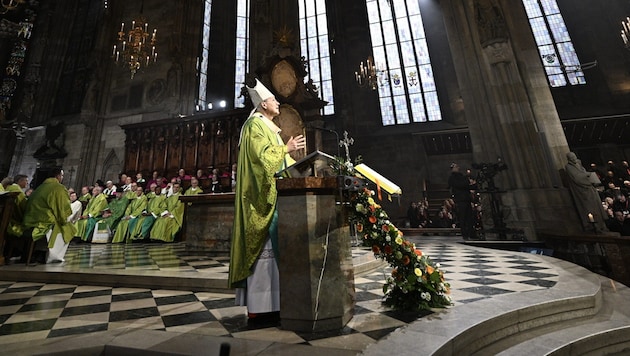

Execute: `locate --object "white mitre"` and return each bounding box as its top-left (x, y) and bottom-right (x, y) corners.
top-left (246, 78), bottom-right (274, 108)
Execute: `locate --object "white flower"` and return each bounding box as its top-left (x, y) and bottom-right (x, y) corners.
top-left (421, 292), bottom-right (431, 301)
top-left (436, 263), bottom-right (441, 268)
top-left (385, 236), bottom-right (391, 242)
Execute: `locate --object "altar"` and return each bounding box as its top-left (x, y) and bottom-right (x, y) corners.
top-left (276, 176), bottom-right (356, 332)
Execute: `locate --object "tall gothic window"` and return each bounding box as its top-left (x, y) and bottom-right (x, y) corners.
top-left (522, 0), bottom-right (585, 87)
top-left (234, 0), bottom-right (250, 108)
top-left (367, 0), bottom-right (442, 126)
top-left (299, 0), bottom-right (334, 115)
top-left (198, 0), bottom-right (212, 108)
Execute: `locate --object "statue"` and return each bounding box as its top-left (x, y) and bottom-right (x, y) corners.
top-left (474, 0), bottom-right (509, 47)
top-left (564, 152), bottom-right (608, 232)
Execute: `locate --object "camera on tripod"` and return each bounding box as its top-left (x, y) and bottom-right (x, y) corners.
top-left (472, 160), bottom-right (508, 190)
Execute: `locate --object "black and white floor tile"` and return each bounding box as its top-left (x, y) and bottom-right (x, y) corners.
top-left (0, 237), bottom-right (559, 351)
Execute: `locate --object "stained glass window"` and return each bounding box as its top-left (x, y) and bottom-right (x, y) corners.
top-left (234, 0), bottom-right (250, 108)
top-left (198, 0), bottom-right (212, 109)
top-left (366, 0), bottom-right (442, 126)
top-left (299, 0), bottom-right (334, 115)
top-left (522, 0), bottom-right (585, 87)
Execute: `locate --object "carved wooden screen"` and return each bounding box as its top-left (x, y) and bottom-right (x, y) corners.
top-left (122, 109), bottom-right (247, 178)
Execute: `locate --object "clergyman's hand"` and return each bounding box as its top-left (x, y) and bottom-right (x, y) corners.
top-left (287, 135), bottom-right (306, 153)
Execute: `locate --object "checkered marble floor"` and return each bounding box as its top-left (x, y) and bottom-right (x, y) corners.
top-left (0, 237), bottom-right (559, 352)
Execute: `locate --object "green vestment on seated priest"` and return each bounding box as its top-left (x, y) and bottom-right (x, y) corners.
top-left (23, 177), bottom-right (76, 247)
top-left (112, 194), bottom-right (148, 243)
top-left (149, 192), bottom-right (184, 242)
top-left (184, 187), bottom-right (203, 195)
top-left (228, 113), bottom-right (294, 288)
top-left (99, 196), bottom-right (129, 231)
top-left (5, 183), bottom-right (27, 237)
top-left (76, 193), bottom-right (108, 241)
top-left (130, 194), bottom-right (167, 241)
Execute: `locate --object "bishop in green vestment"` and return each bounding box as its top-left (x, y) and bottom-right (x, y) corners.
top-left (76, 187), bottom-right (108, 242)
top-left (112, 186), bottom-right (148, 243)
top-left (23, 168), bottom-right (75, 261)
top-left (130, 185), bottom-right (167, 241)
top-left (150, 183), bottom-right (184, 242)
top-left (228, 78), bottom-right (305, 316)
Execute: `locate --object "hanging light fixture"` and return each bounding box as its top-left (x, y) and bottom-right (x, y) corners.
top-left (112, 3), bottom-right (157, 79)
top-left (622, 16), bottom-right (630, 49)
top-left (354, 56), bottom-right (391, 90)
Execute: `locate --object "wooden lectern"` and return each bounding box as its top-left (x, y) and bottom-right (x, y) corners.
top-left (276, 176), bottom-right (356, 332)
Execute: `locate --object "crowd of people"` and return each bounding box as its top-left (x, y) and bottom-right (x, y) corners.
top-left (1, 165), bottom-right (238, 264)
top-left (588, 160), bottom-right (630, 235)
top-left (405, 158), bottom-right (630, 237)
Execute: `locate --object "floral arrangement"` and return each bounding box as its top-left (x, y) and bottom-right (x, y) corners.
top-left (332, 156), bottom-right (452, 311)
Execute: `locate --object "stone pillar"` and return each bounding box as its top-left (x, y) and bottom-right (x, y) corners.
top-left (439, 0), bottom-right (581, 237)
top-left (276, 177), bottom-right (355, 332)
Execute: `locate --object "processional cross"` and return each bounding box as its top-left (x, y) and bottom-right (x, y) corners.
top-left (339, 131), bottom-right (354, 162)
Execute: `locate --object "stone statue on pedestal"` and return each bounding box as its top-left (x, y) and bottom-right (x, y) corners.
top-left (565, 152), bottom-right (608, 232)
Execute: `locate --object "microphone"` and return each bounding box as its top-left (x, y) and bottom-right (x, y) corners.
top-left (308, 125), bottom-right (340, 158)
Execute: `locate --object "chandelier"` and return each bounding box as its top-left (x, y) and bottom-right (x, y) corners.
top-left (622, 17), bottom-right (630, 49)
top-left (112, 16), bottom-right (157, 79)
top-left (0, 0), bottom-right (25, 14)
top-left (354, 56), bottom-right (384, 90)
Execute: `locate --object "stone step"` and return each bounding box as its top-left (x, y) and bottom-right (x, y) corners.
top-left (362, 256), bottom-right (609, 356)
top-left (488, 276), bottom-right (630, 356)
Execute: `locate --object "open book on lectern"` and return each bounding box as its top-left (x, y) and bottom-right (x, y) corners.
top-left (275, 150), bottom-right (336, 178)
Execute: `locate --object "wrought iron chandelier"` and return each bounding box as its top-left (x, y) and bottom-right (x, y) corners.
top-left (354, 56), bottom-right (383, 90)
top-left (112, 14), bottom-right (157, 79)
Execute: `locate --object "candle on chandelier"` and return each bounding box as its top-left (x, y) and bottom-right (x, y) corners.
top-left (132, 20), bottom-right (135, 28)
top-left (154, 52), bottom-right (158, 62)
top-left (146, 55), bottom-right (149, 66)
top-left (122, 41), bottom-right (126, 51)
top-left (588, 213), bottom-right (594, 223)
top-left (120, 22), bottom-right (124, 32)
top-left (151, 46), bottom-right (155, 57)
top-left (112, 44), bottom-right (116, 56)
top-left (145, 23), bottom-right (148, 32)
top-left (116, 51), bottom-right (119, 61)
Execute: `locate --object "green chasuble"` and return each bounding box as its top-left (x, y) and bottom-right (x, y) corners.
top-left (184, 187), bottom-right (203, 195)
top-left (23, 177), bottom-right (76, 247)
top-left (78, 193), bottom-right (91, 203)
top-left (228, 112), bottom-right (295, 288)
top-left (100, 196), bottom-right (129, 231)
top-left (149, 192), bottom-right (184, 242)
top-left (112, 194), bottom-right (148, 243)
top-left (131, 194), bottom-right (167, 240)
top-left (6, 183), bottom-right (27, 237)
top-left (76, 193), bottom-right (108, 241)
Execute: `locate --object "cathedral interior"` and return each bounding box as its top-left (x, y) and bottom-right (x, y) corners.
top-left (1, 0), bottom-right (630, 354)
top-left (0, 0), bottom-right (629, 236)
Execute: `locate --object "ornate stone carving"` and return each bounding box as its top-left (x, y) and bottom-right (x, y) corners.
top-left (474, 0), bottom-right (508, 48)
top-left (482, 41), bottom-right (512, 65)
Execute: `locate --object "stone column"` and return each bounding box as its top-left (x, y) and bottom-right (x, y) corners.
top-left (439, 0), bottom-right (581, 237)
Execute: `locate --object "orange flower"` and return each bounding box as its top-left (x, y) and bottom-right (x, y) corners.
top-left (368, 216), bottom-right (377, 224)
top-left (372, 245), bottom-right (381, 254)
top-left (414, 249), bottom-right (423, 257)
top-left (398, 230), bottom-right (403, 237)
top-left (369, 205), bottom-right (376, 212)
top-left (356, 223), bottom-right (363, 232)
top-left (382, 224), bottom-right (390, 232)
top-left (401, 255), bottom-right (410, 265)
top-left (384, 245), bottom-right (393, 254)
top-left (426, 265), bottom-right (435, 275)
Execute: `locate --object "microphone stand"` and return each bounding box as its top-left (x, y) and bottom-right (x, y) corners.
top-left (309, 125), bottom-right (341, 158)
